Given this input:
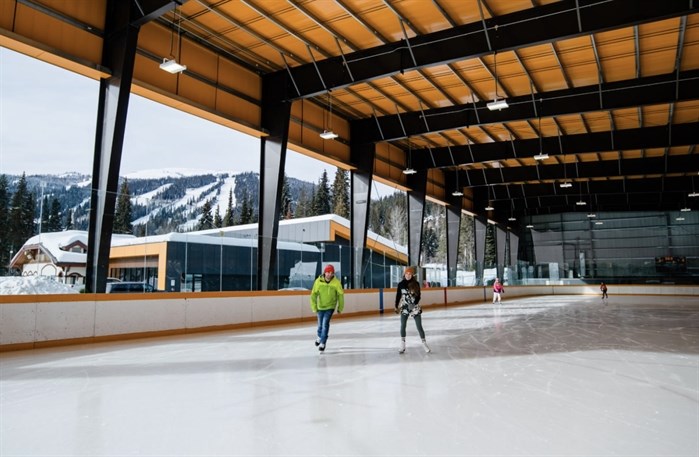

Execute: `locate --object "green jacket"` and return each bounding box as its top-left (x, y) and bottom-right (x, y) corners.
top-left (310, 275), bottom-right (345, 313)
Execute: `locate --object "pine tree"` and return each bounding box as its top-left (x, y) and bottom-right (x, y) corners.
top-left (64, 208), bottom-right (74, 230)
top-left (113, 179), bottom-right (133, 234)
top-left (311, 171), bottom-right (331, 215)
top-left (9, 173), bottom-right (35, 254)
top-left (239, 191), bottom-right (253, 224)
top-left (331, 169), bottom-right (350, 218)
top-left (197, 200), bottom-right (214, 230)
top-left (295, 187), bottom-right (311, 218)
top-left (214, 205), bottom-right (223, 228)
top-left (48, 197), bottom-right (62, 232)
top-left (458, 213), bottom-right (475, 269)
top-left (280, 174), bottom-right (293, 219)
top-left (484, 223), bottom-right (496, 267)
top-left (40, 196), bottom-right (50, 233)
top-left (223, 189), bottom-right (234, 226)
top-left (0, 175), bottom-right (10, 270)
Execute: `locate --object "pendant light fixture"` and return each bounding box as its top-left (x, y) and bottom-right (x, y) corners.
top-left (160, 6), bottom-right (187, 74)
top-left (320, 91), bottom-right (338, 140)
top-left (487, 51), bottom-right (509, 111)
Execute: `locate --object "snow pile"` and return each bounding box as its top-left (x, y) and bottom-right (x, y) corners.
top-left (0, 277), bottom-right (81, 295)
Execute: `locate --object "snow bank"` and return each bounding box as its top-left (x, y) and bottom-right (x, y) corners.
top-left (0, 276), bottom-right (81, 295)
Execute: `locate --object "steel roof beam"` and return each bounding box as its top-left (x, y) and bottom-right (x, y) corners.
top-left (412, 122), bottom-right (699, 169)
top-left (352, 69), bottom-right (699, 144)
top-left (263, 0), bottom-right (698, 102)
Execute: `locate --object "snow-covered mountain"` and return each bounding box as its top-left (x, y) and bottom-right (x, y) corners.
top-left (12, 169), bottom-right (314, 235)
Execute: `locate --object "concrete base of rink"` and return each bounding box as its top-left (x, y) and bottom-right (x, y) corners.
top-left (1, 294), bottom-right (697, 456)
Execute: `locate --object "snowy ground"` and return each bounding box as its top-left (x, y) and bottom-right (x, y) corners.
top-left (0, 276), bottom-right (80, 295)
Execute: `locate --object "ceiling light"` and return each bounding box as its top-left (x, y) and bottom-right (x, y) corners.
top-left (533, 153), bottom-right (549, 161)
top-left (508, 217), bottom-right (516, 221)
top-left (595, 221), bottom-right (603, 225)
top-left (487, 98), bottom-right (509, 111)
top-left (587, 213), bottom-right (597, 218)
top-left (680, 207), bottom-right (691, 212)
top-left (526, 224), bottom-right (534, 229)
top-left (319, 130), bottom-right (338, 140)
top-left (676, 217), bottom-right (685, 221)
top-left (159, 58), bottom-right (186, 74)
top-left (559, 182), bottom-right (572, 188)
top-left (452, 190), bottom-right (463, 197)
top-left (403, 168), bottom-right (417, 175)
top-left (576, 200), bottom-right (587, 206)
top-left (485, 205), bottom-right (494, 211)
top-left (689, 192), bottom-right (699, 197)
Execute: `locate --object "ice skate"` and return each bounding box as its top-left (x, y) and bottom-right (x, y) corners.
top-left (315, 338), bottom-right (321, 347)
top-left (422, 340), bottom-right (431, 353)
top-left (398, 339), bottom-right (406, 354)
top-left (318, 343), bottom-right (325, 352)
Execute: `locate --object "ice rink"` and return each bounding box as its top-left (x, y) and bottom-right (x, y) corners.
top-left (2, 294), bottom-right (698, 456)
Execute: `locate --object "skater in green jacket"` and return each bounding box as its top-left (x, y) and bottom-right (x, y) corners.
top-left (310, 264), bottom-right (344, 352)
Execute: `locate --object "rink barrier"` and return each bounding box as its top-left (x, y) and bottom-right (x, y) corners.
top-left (1, 284), bottom-right (697, 352)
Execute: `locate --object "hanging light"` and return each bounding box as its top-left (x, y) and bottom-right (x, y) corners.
top-left (487, 52), bottom-right (509, 111)
top-left (484, 185), bottom-right (494, 211)
top-left (452, 168), bottom-right (463, 196)
top-left (320, 91), bottom-right (338, 140)
top-left (403, 139), bottom-right (416, 174)
top-left (560, 182), bottom-right (572, 188)
top-left (533, 111), bottom-right (547, 160)
top-left (160, 7), bottom-right (186, 74)
top-left (576, 200), bottom-right (587, 206)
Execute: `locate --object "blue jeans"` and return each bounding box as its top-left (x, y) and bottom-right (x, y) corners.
top-left (316, 309), bottom-right (335, 344)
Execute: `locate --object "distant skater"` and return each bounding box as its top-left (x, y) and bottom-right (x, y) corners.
top-left (492, 278), bottom-right (505, 304)
top-left (310, 265), bottom-right (344, 352)
top-left (395, 267), bottom-right (431, 353)
top-left (600, 282), bottom-right (608, 301)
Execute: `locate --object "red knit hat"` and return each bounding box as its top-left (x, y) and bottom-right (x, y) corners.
top-left (323, 265), bottom-right (335, 274)
top-left (404, 267), bottom-right (415, 275)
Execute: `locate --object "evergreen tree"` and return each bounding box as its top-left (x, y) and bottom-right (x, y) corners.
top-left (331, 169), bottom-right (350, 218)
top-left (0, 175), bottom-right (9, 270)
top-left (197, 200), bottom-right (214, 230)
top-left (484, 223), bottom-right (497, 267)
top-left (40, 196), bottom-right (50, 233)
top-left (214, 205), bottom-right (223, 228)
top-left (421, 225), bottom-right (439, 263)
top-left (9, 173), bottom-right (35, 254)
top-left (48, 197), bottom-right (62, 232)
top-left (113, 179), bottom-right (133, 234)
top-left (239, 191), bottom-right (253, 224)
top-left (295, 187), bottom-right (312, 218)
top-left (64, 208), bottom-right (74, 230)
top-left (223, 189), bottom-right (234, 226)
top-left (311, 171), bottom-right (331, 215)
top-left (458, 213), bottom-right (475, 269)
top-left (280, 174), bottom-right (293, 219)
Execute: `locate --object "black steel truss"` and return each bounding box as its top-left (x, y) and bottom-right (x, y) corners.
top-left (262, 0), bottom-right (698, 102)
top-left (351, 70), bottom-right (699, 144)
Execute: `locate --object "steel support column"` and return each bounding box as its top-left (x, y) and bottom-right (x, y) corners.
top-left (445, 173), bottom-right (463, 287)
top-left (496, 226), bottom-right (507, 281)
top-left (349, 143), bottom-right (375, 289)
top-left (406, 170), bottom-right (428, 268)
top-left (258, 96), bottom-right (292, 290)
top-left (86, 0), bottom-right (178, 293)
top-left (474, 217), bottom-right (487, 286)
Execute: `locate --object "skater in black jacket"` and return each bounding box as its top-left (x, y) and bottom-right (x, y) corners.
top-left (394, 267), bottom-right (431, 353)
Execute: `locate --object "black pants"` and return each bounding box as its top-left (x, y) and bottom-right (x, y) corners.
top-left (400, 313), bottom-right (426, 339)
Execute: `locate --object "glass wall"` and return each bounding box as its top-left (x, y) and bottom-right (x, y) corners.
top-left (514, 211), bottom-right (699, 285)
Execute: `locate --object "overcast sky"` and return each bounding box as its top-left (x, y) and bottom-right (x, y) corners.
top-left (0, 47), bottom-right (401, 198)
